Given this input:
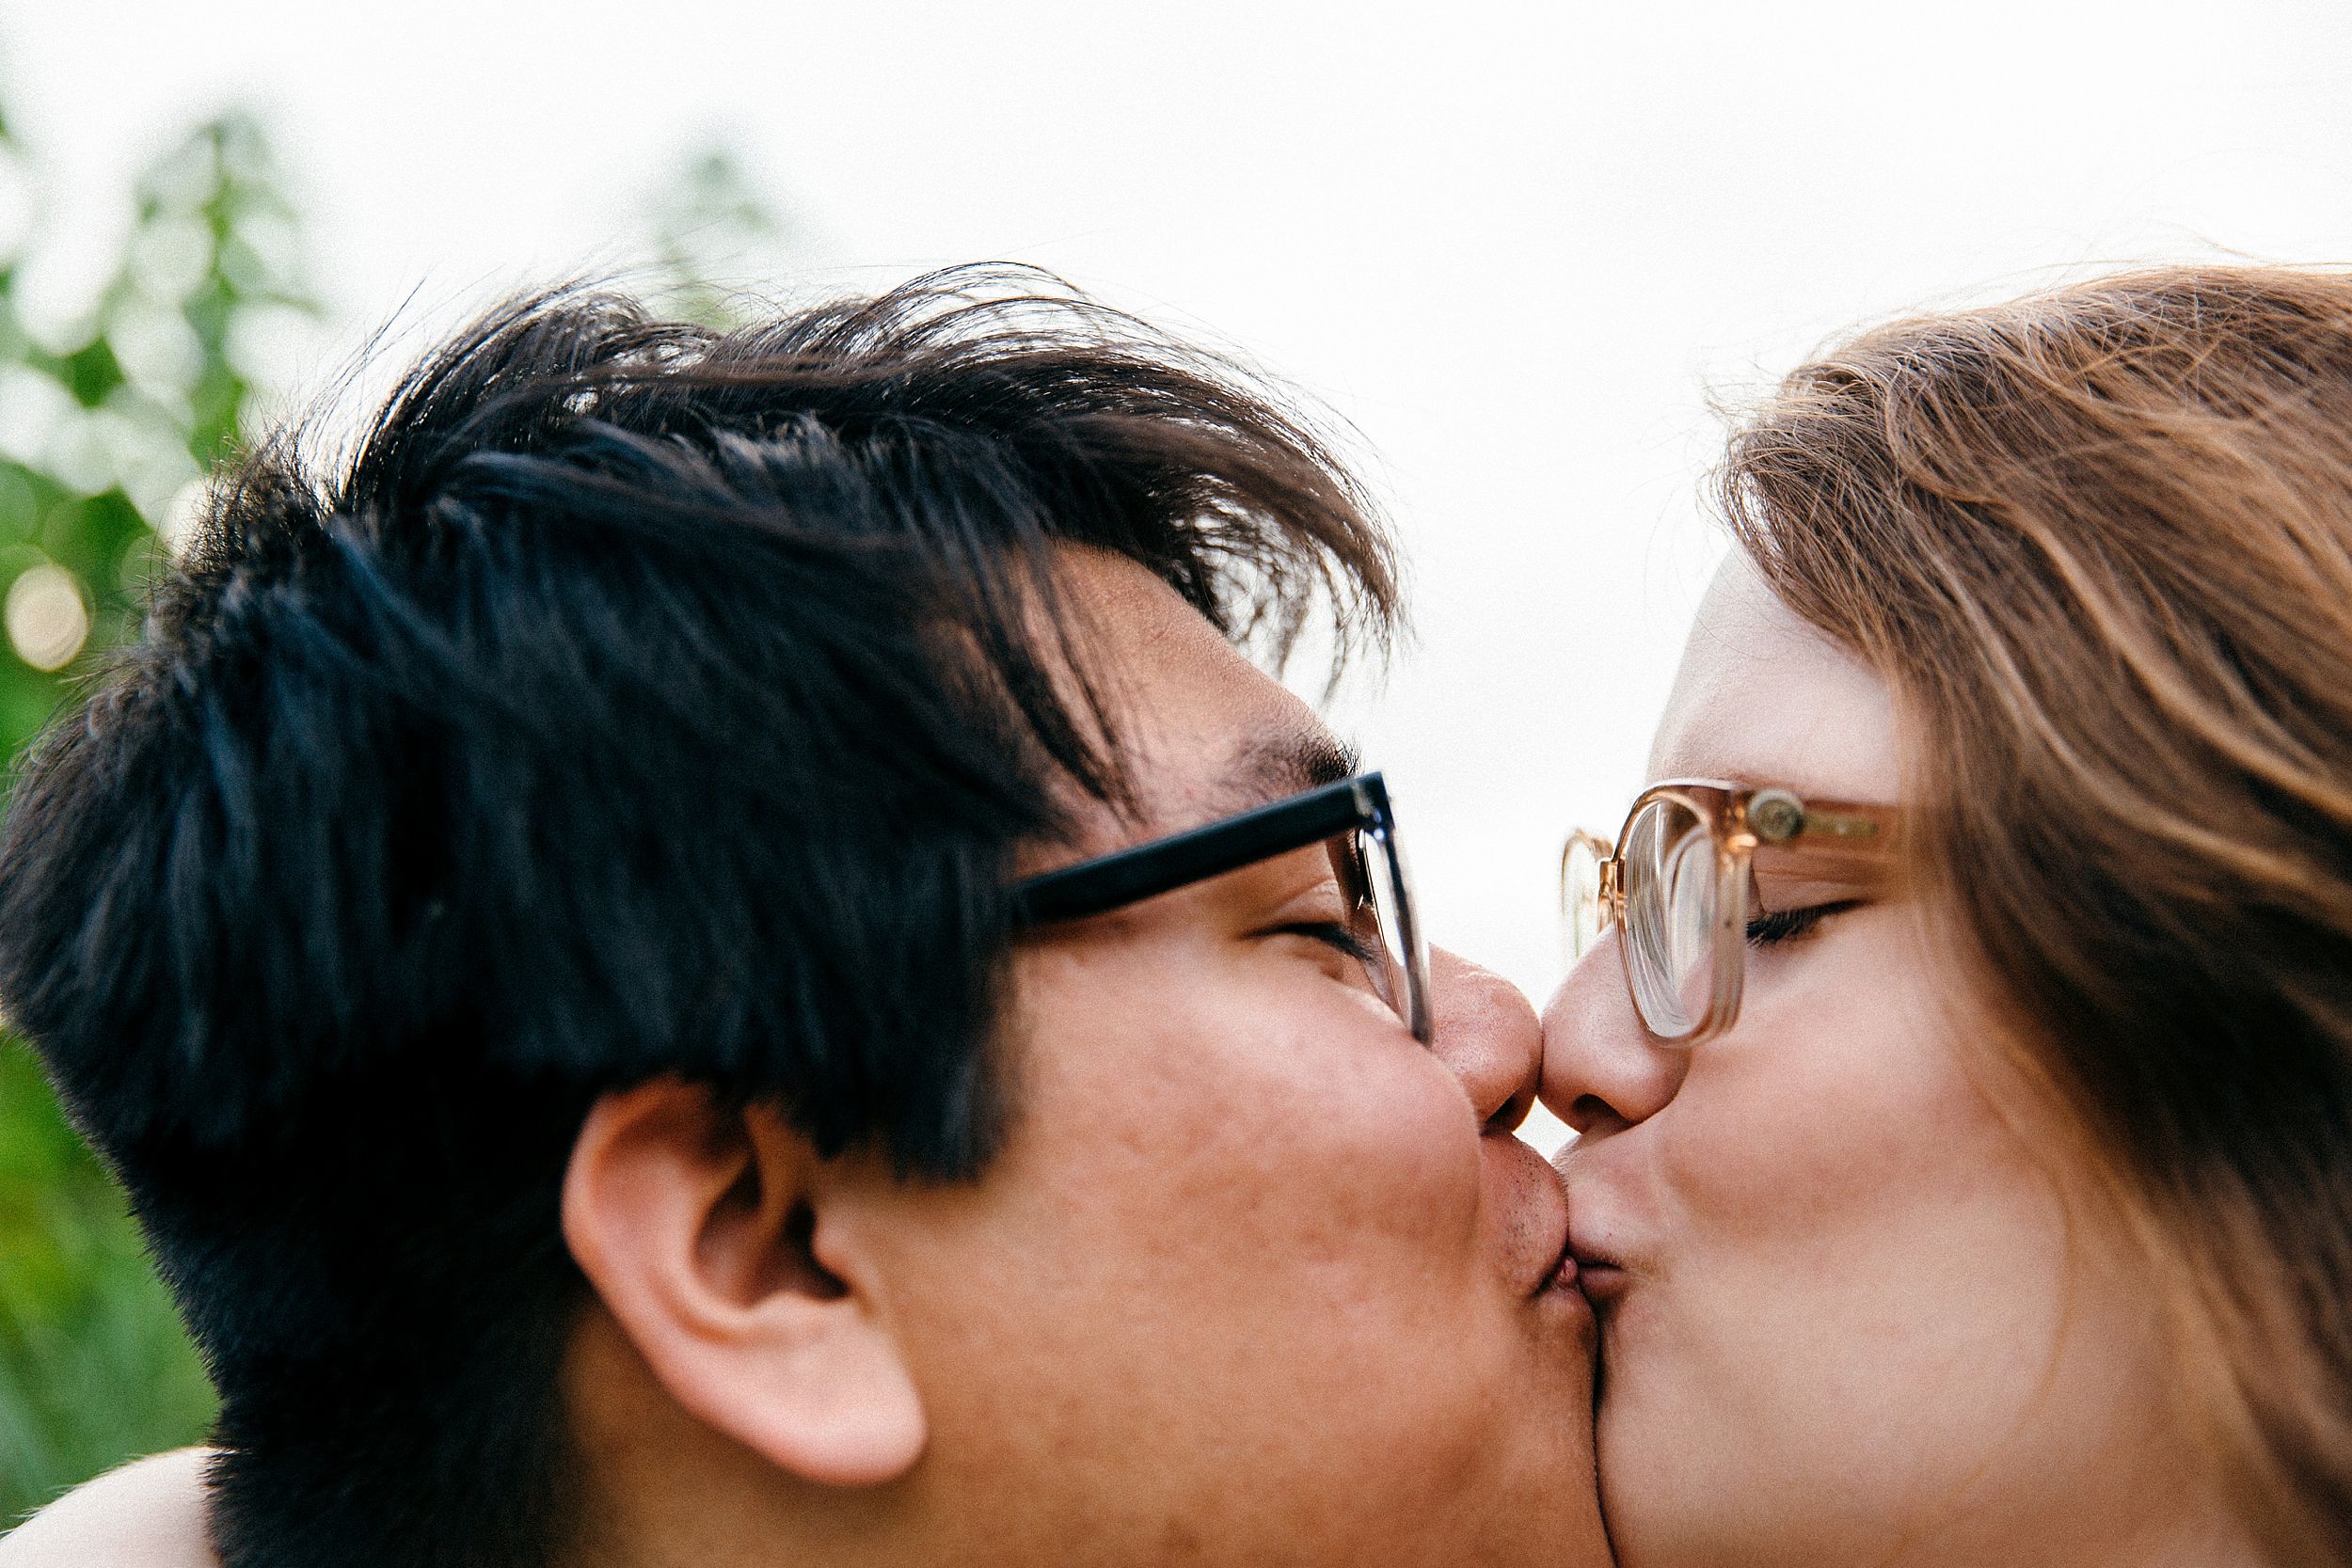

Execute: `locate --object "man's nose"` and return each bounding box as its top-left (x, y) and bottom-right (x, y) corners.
top-left (1426, 946), bottom-right (1542, 1134)
top-left (1538, 929), bottom-right (1690, 1136)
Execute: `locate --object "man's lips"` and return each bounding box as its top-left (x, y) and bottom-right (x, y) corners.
top-left (1540, 1229), bottom-right (1580, 1296)
top-left (1526, 1149), bottom-right (1580, 1300)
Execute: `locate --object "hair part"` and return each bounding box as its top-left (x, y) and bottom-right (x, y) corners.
top-left (1720, 264), bottom-right (2352, 1560)
top-left (0, 265), bottom-right (1397, 1568)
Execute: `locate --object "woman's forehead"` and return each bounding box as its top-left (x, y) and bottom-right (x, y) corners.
top-left (1647, 554), bottom-right (1903, 803)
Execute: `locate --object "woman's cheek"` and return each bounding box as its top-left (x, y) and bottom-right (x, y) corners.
top-left (1657, 919), bottom-right (2002, 1260)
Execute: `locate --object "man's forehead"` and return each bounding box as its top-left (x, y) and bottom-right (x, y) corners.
top-left (1055, 546), bottom-right (1356, 838)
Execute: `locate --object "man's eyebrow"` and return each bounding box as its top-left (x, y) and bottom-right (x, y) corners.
top-left (1211, 726), bottom-right (1359, 813)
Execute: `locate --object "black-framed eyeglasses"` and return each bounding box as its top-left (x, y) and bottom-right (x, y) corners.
top-left (1009, 771), bottom-right (1433, 1044)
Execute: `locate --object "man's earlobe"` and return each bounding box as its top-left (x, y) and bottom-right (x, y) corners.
top-left (562, 1079), bottom-right (926, 1487)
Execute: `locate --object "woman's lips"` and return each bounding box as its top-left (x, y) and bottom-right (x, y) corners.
top-left (1567, 1240), bottom-right (1629, 1305)
top-left (1574, 1260), bottom-right (1629, 1305)
top-left (1534, 1246), bottom-right (1593, 1332)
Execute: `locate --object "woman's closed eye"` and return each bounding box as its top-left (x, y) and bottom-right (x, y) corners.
top-left (1744, 900), bottom-right (1861, 948)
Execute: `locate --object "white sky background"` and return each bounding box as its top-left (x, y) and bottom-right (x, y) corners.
top-left (9, 0), bottom-right (2352, 1148)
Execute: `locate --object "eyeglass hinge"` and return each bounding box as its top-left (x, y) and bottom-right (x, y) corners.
top-left (1747, 789), bottom-right (1806, 842)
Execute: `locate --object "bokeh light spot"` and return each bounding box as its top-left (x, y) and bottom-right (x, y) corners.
top-left (6, 562), bottom-right (90, 672)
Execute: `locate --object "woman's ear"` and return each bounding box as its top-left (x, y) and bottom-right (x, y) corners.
top-left (562, 1079), bottom-right (925, 1487)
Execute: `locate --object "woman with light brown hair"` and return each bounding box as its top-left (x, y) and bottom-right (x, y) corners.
top-left (1547, 266), bottom-right (2352, 1566)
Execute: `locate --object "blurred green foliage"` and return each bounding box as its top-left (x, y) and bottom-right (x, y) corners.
top-left (645, 143), bottom-right (795, 326)
top-left (0, 106), bottom-right (788, 1528)
top-left (0, 1048), bottom-right (218, 1524)
top-left (0, 107), bottom-right (314, 1527)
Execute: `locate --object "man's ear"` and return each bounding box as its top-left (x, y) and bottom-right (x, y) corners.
top-left (562, 1079), bottom-right (925, 1487)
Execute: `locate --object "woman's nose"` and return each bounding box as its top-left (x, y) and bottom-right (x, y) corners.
top-left (1539, 929), bottom-right (1690, 1136)
top-left (1425, 945), bottom-right (1542, 1133)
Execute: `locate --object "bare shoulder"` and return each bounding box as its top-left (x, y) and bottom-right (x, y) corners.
top-left (0, 1449), bottom-right (217, 1568)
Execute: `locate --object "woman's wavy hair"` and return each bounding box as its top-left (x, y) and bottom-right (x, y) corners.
top-left (1721, 265), bottom-right (2352, 1561)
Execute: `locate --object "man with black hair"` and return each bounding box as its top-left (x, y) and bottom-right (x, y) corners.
top-left (0, 272), bottom-right (1606, 1568)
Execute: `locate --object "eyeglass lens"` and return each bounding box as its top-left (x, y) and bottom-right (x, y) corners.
top-left (1620, 796), bottom-right (1720, 1039)
top-left (1327, 827), bottom-right (1392, 1024)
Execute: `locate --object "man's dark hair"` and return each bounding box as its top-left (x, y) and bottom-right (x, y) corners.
top-left (0, 267), bottom-right (1395, 1568)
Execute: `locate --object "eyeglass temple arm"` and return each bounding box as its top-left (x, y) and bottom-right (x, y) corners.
top-left (1744, 788), bottom-right (1899, 849)
top-left (1010, 774), bottom-right (1390, 927)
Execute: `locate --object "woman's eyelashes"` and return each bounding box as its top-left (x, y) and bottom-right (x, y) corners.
top-left (1744, 900), bottom-right (1860, 948)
